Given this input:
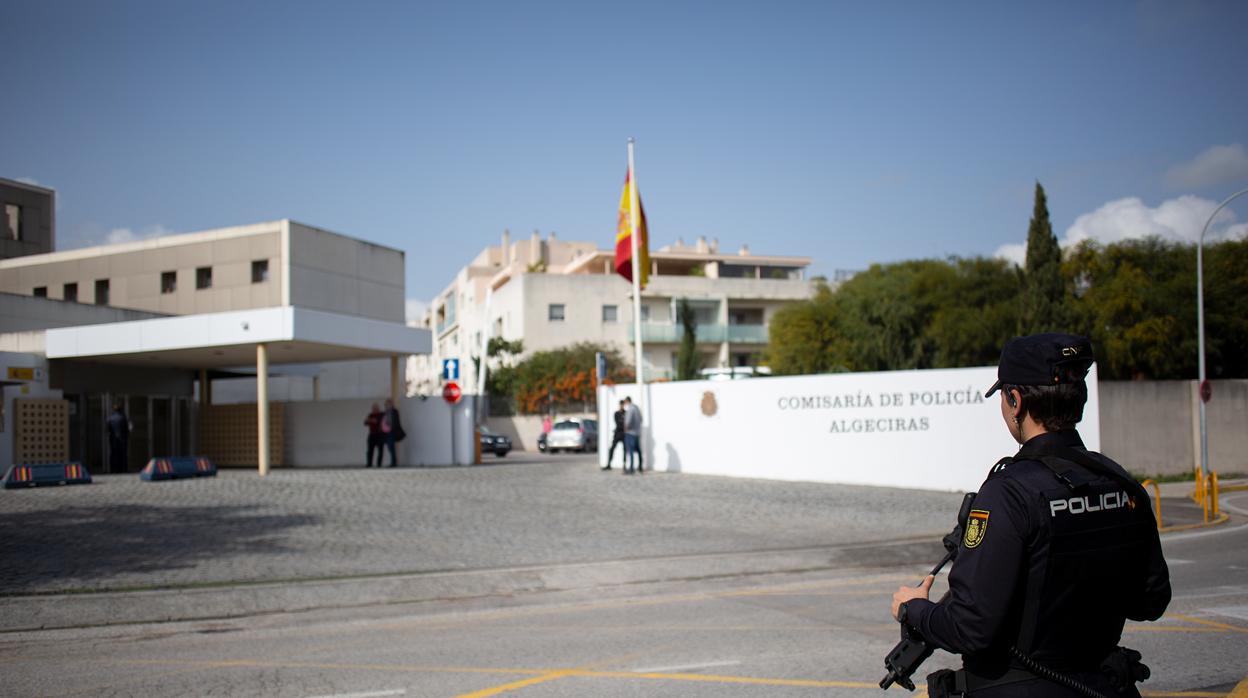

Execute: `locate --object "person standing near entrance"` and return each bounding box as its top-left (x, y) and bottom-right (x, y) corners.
top-left (363, 403), bottom-right (384, 467)
top-left (623, 396), bottom-right (643, 474)
top-left (106, 402), bottom-right (130, 473)
top-left (381, 399), bottom-right (405, 467)
top-left (604, 400), bottom-right (626, 470)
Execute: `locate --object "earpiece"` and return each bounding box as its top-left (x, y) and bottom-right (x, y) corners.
top-left (1006, 392), bottom-right (1017, 408)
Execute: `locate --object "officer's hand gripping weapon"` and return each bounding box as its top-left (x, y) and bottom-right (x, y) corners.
top-left (879, 492), bottom-right (976, 691)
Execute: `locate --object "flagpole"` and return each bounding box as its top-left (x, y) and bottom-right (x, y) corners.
top-left (627, 138), bottom-right (646, 431)
top-left (475, 285), bottom-right (492, 425)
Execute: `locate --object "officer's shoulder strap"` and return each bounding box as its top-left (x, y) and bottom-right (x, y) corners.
top-left (1039, 446), bottom-right (1149, 499)
top-left (985, 456), bottom-right (1014, 478)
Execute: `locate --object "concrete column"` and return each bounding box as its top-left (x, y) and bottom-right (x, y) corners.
top-left (390, 355), bottom-right (400, 404)
top-left (199, 369), bottom-right (209, 408)
top-left (257, 343), bottom-right (269, 476)
top-left (390, 355), bottom-right (402, 466)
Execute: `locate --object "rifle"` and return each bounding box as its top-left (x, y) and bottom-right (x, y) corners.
top-left (879, 492), bottom-right (977, 691)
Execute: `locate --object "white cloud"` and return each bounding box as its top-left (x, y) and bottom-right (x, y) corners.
top-left (1166, 143), bottom-right (1248, 190)
top-left (995, 194), bottom-right (1246, 265)
top-left (104, 224), bottom-right (175, 246)
top-left (994, 242), bottom-right (1027, 267)
top-left (405, 298), bottom-right (429, 325)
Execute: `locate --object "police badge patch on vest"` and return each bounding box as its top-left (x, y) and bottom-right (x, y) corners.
top-left (963, 510), bottom-right (990, 548)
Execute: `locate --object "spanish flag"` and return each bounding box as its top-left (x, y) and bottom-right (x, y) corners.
top-left (614, 169), bottom-right (649, 289)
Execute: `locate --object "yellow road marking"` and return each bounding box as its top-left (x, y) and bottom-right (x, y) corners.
top-left (1128, 626), bottom-right (1229, 633)
top-left (567, 669), bottom-right (878, 688)
top-left (1167, 614), bottom-right (1248, 634)
top-left (454, 671), bottom-right (571, 697)
top-left (91, 658), bottom-right (1248, 696)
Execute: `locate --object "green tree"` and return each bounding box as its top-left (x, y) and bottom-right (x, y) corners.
top-left (766, 282), bottom-right (849, 375)
top-left (1019, 182), bottom-right (1068, 334)
top-left (766, 259), bottom-right (1020, 375)
top-left (489, 343), bottom-right (633, 414)
top-left (675, 299), bottom-right (702, 380)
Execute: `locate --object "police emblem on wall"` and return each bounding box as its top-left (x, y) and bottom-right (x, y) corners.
top-left (701, 391), bottom-right (718, 417)
top-left (963, 510), bottom-right (990, 548)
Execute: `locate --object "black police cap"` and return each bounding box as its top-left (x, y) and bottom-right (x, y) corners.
top-left (985, 333), bottom-right (1094, 398)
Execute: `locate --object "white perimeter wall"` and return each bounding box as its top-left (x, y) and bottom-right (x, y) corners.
top-left (285, 395), bottom-right (477, 467)
top-left (599, 365), bottom-right (1101, 493)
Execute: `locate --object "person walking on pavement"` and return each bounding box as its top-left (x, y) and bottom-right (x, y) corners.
top-left (363, 403), bottom-right (384, 467)
top-left (381, 398), bottom-right (405, 467)
top-left (622, 396), bottom-right (643, 474)
top-left (106, 402), bottom-right (130, 473)
top-left (604, 400), bottom-right (626, 470)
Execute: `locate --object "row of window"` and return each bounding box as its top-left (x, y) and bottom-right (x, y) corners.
top-left (548, 303), bottom-right (625, 322)
top-left (31, 260), bottom-right (269, 303)
top-left (33, 279), bottom-right (109, 305)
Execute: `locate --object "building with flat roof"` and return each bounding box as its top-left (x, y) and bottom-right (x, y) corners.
top-left (1, 208), bottom-right (431, 474)
top-left (409, 230), bottom-right (816, 396)
top-left (1, 177), bottom-right (55, 260)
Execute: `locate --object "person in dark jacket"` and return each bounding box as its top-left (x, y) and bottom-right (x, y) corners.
top-left (363, 403), bottom-right (384, 467)
top-left (604, 400), bottom-right (626, 470)
top-left (106, 402), bottom-right (130, 473)
top-left (891, 334), bottom-right (1170, 697)
top-left (381, 399), bottom-right (404, 467)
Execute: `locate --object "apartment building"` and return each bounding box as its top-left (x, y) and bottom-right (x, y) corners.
top-left (409, 230), bottom-right (816, 394)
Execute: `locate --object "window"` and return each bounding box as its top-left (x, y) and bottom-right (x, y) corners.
top-left (196, 266), bottom-right (212, 289)
top-left (33, 286), bottom-right (47, 298)
top-left (602, 304), bottom-right (618, 322)
top-left (640, 305), bottom-right (651, 322)
top-left (63, 283), bottom-right (77, 302)
top-left (251, 259), bottom-right (269, 283)
top-left (4, 203), bottom-right (19, 240)
top-left (95, 279), bottom-right (110, 306)
top-left (161, 271), bottom-right (177, 294)
top-left (548, 303), bottom-right (565, 321)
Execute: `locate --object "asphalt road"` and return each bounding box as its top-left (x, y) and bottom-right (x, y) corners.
top-left (1, 457), bottom-right (1246, 697)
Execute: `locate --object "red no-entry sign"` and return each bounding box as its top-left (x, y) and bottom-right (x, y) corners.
top-left (442, 381), bottom-right (462, 404)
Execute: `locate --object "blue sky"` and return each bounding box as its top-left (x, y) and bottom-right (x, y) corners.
top-left (4, 1), bottom-right (1248, 315)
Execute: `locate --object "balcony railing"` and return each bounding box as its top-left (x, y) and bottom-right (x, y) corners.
top-left (638, 323), bottom-right (767, 344)
top-left (727, 324), bottom-right (768, 343)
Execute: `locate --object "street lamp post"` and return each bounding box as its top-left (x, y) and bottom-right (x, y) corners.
top-left (1196, 187), bottom-right (1248, 478)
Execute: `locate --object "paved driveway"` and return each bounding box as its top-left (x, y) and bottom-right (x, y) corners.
top-left (1, 455), bottom-right (961, 596)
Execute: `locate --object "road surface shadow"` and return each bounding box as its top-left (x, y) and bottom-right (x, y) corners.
top-left (0, 504), bottom-right (319, 594)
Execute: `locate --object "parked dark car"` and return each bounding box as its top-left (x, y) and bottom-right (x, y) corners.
top-left (547, 418), bottom-right (599, 453)
top-left (479, 426), bottom-right (511, 457)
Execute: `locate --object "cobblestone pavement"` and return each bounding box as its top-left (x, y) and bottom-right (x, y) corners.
top-left (0, 455), bottom-right (964, 594)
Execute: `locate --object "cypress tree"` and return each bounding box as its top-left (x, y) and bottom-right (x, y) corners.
top-left (1019, 182), bottom-right (1067, 334)
top-left (676, 299), bottom-right (702, 380)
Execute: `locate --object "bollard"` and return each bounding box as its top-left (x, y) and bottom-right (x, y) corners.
top-left (3, 462), bottom-right (92, 489)
top-left (140, 456), bottom-right (218, 481)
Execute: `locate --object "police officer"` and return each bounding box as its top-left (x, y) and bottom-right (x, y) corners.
top-left (891, 333), bottom-right (1171, 696)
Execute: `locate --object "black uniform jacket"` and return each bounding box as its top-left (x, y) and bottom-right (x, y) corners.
top-left (905, 430), bottom-right (1171, 675)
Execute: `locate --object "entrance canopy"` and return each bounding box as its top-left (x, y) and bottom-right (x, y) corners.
top-left (45, 306), bottom-right (431, 368)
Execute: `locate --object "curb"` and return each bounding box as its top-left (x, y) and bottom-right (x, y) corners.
top-left (1159, 512), bottom-right (1231, 534)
